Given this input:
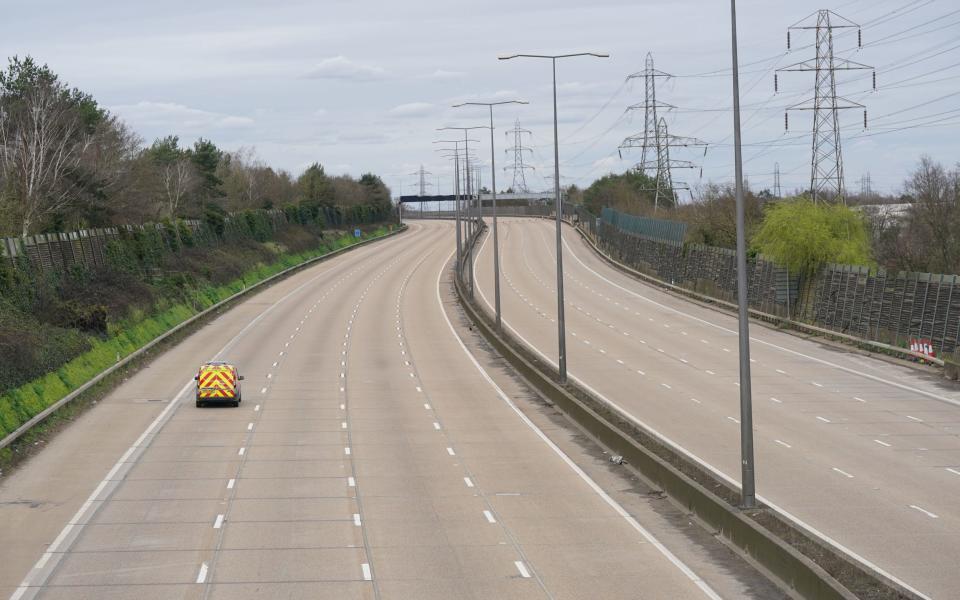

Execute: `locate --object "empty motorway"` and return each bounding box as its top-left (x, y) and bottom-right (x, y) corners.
top-left (472, 217), bottom-right (960, 599)
top-left (0, 221), bottom-right (785, 600)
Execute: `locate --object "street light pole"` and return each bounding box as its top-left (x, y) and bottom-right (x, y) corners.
top-left (499, 52), bottom-right (608, 383)
top-left (452, 100), bottom-right (529, 331)
top-left (434, 139), bottom-right (475, 268)
top-left (730, 0), bottom-right (757, 509)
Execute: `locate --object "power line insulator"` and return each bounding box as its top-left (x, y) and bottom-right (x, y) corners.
top-left (863, 110), bottom-right (868, 130)
top-left (872, 71), bottom-right (877, 91)
top-left (858, 29), bottom-right (862, 49)
top-left (787, 31), bottom-right (791, 50)
top-left (784, 112), bottom-right (789, 131)
top-left (774, 74), bottom-right (779, 93)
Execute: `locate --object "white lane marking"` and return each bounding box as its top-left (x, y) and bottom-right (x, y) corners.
top-left (341, 422), bottom-right (347, 429)
top-left (705, 370), bottom-right (715, 376)
top-left (636, 369), bottom-right (646, 376)
top-left (424, 403), bottom-right (431, 410)
top-left (227, 479), bottom-right (235, 489)
top-left (260, 387), bottom-right (267, 394)
top-left (514, 561), bottom-right (531, 578)
top-left (946, 468), bottom-right (960, 476)
top-left (874, 439), bottom-right (892, 447)
top-left (362, 563), bottom-right (372, 581)
top-left (776, 369), bottom-right (787, 375)
top-left (464, 477), bottom-right (475, 488)
top-left (353, 513), bottom-right (362, 527)
top-left (661, 383), bottom-right (672, 390)
top-left (690, 398), bottom-right (701, 404)
top-left (447, 447), bottom-right (456, 456)
top-left (247, 423), bottom-right (253, 431)
top-left (340, 387), bottom-right (345, 392)
top-left (727, 416), bottom-right (740, 424)
top-left (909, 505), bottom-right (939, 519)
top-left (34, 553), bottom-right (51, 570)
top-left (254, 404), bottom-right (260, 411)
top-left (616, 359), bottom-right (625, 365)
top-left (433, 422), bottom-right (441, 430)
top-left (345, 447), bottom-right (351, 455)
top-left (459, 245), bottom-right (722, 600)
top-left (266, 373), bottom-right (272, 379)
top-left (816, 416), bottom-right (831, 423)
top-left (348, 477), bottom-right (356, 487)
top-left (770, 397), bottom-right (782, 403)
top-left (214, 514), bottom-right (225, 529)
top-left (854, 397), bottom-right (866, 403)
top-left (832, 467), bottom-right (855, 479)
top-left (812, 381), bottom-right (823, 387)
top-left (775, 440), bottom-right (792, 449)
top-left (340, 403), bottom-right (346, 410)
top-left (906, 415), bottom-right (923, 422)
top-left (483, 510), bottom-right (497, 523)
top-left (196, 562), bottom-right (209, 584)
top-left (238, 447), bottom-right (246, 456)
top-left (272, 362), bottom-right (278, 367)
top-left (416, 386), bottom-right (422, 392)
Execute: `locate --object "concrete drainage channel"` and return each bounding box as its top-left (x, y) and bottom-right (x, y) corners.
top-left (454, 221), bottom-right (921, 600)
top-left (0, 225), bottom-right (408, 453)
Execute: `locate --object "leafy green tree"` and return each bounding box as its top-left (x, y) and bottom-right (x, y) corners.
top-left (190, 138), bottom-right (224, 208)
top-left (582, 170), bottom-right (660, 216)
top-left (752, 199), bottom-right (873, 275)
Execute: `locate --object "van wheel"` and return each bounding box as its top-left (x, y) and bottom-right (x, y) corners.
top-left (196, 400), bottom-right (203, 408)
top-left (232, 400), bottom-right (240, 407)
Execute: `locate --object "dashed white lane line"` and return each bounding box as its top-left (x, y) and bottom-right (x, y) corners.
top-left (812, 381), bottom-right (823, 387)
top-left (345, 447), bottom-right (351, 455)
top-left (727, 416), bottom-right (740, 424)
top-left (254, 404), bottom-right (260, 411)
top-left (416, 386), bottom-right (422, 392)
top-left (906, 415), bottom-right (924, 422)
top-left (514, 561), bottom-right (532, 578)
top-left (424, 403), bottom-right (431, 410)
top-left (909, 505), bottom-right (939, 519)
top-left (636, 369), bottom-right (646, 376)
top-left (705, 370), bottom-right (715, 376)
top-left (341, 422), bottom-right (347, 429)
top-left (340, 403), bottom-right (346, 410)
top-left (361, 563), bottom-right (372, 581)
top-left (874, 439), bottom-right (892, 447)
top-left (433, 422), bottom-right (441, 430)
top-left (816, 416), bottom-right (831, 423)
top-left (353, 513), bottom-right (362, 527)
top-left (447, 447), bottom-right (456, 456)
top-left (661, 383), bottom-right (672, 390)
top-left (775, 369), bottom-right (787, 375)
top-left (213, 514), bottom-right (225, 529)
top-left (196, 562), bottom-right (209, 584)
top-left (832, 467), bottom-right (855, 479)
top-left (260, 387), bottom-right (267, 394)
top-left (854, 397), bottom-right (866, 403)
top-left (238, 447), bottom-right (245, 456)
top-left (775, 440), bottom-right (792, 449)
top-left (946, 468), bottom-right (960, 476)
top-left (690, 398), bottom-right (701, 404)
top-left (464, 477), bottom-right (475, 488)
top-left (770, 397), bottom-right (782, 403)
top-left (348, 476), bottom-right (356, 487)
top-left (227, 478), bottom-right (235, 489)
top-left (247, 423), bottom-right (253, 431)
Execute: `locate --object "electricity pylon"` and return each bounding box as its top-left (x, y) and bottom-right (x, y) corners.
top-left (776, 10), bottom-right (874, 204)
top-left (409, 165), bottom-right (434, 196)
top-left (774, 162), bottom-right (783, 198)
top-left (504, 119), bottom-right (534, 193)
top-left (623, 53), bottom-right (674, 175)
top-left (621, 117), bottom-right (706, 212)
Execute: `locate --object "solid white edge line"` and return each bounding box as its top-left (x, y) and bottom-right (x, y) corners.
top-left (475, 221), bottom-right (933, 600)
top-left (456, 243), bottom-right (721, 599)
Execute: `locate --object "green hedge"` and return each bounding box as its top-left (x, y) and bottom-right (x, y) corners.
top-left (0, 225), bottom-right (393, 441)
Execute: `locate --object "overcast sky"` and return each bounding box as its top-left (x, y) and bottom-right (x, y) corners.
top-left (3, 0), bottom-right (957, 198)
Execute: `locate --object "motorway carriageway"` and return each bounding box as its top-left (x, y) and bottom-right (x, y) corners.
top-left (473, 217), bottom-right (960, 600)
top-left (0, 221), bottom-right (786, 600)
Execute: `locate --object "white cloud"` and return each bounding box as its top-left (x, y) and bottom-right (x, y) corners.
top-left (388, 102), bottom-right (436, 118)
top-left (303, 56), bottom-right (386, 82)
top-left (429, 69), bottom-right (465, 79)
top-left (110, 101), bottom-right (255, 131)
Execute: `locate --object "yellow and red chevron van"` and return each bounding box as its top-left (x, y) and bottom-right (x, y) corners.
top-left (194, 362), bottom-right (244, 407)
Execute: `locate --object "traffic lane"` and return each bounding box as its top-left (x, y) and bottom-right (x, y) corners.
top-left (400, 222), bottom-right (713, 599)
top-left (479, 219), bottom-right (958, 597)
top-left (13, 226), bottom-right (426, 600)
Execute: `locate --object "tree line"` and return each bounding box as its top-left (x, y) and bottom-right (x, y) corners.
top-left (572, 156), bottom-right (960, 275)
top-left (0, 56), bottom-right (393, 237)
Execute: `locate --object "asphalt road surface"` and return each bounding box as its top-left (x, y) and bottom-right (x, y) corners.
top-left (0, 221), bottom-right (775, 600)
top-left (472, 216), bottom-right (960, 599)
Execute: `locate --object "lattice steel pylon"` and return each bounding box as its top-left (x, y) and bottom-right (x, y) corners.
top-left (774, 162), bottom-right (783, 198)
top-left (621, 117), bottom-right (706, 212)
top-left (776, 10), bottom-right (874, 204)
top-left (504, 119), bottom-right (534, 193)
top-left (623, 53), bottom-right (673, 175)
top-left (409, 165), bottom-right (433, 196)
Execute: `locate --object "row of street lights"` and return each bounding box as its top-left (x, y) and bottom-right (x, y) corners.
top-left (428, 0), bottom-right (755, 508)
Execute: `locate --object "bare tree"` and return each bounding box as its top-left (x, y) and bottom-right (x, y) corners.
top-left (0, 77), bottom-right (92, 235)
top-left (161, 157), bottom-right (196, 218)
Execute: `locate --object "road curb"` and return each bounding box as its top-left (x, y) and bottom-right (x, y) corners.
top-left (0, 225), bottom-right (408, 452)
top-left (455, 221), bottom-right (920, 600)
